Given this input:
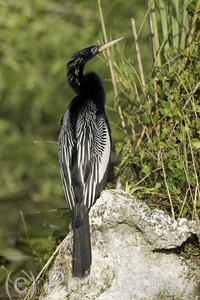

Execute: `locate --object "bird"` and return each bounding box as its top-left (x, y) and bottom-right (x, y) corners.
top-left (58, 37), bottom-right (123, 278)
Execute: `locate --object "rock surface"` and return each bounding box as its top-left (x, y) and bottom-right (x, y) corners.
top-left (39, 190), bottom-right (200, 300)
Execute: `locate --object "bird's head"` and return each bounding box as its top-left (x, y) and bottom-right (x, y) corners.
top-left (66, 37), bottom-right (124, 94)
top-left (67, 37), bottom-right (123, 70)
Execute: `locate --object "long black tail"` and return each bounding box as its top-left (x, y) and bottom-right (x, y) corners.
top-left (72, 211), bottom-right (91, 278)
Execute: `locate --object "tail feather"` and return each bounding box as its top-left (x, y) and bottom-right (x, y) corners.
top-left (72, 213), bottom-right (91, 278)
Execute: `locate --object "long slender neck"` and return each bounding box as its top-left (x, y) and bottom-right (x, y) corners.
top-left (67, 57), bottom-right (84, 95)
top-left (66, 59), bottom-right (106, 103)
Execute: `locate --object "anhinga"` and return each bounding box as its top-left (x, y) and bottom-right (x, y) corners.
top-left (58, 37), bottom-right (123, 278)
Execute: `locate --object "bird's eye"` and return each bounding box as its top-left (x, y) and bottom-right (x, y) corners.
top-left (91, 47), bottom-right (98, 55)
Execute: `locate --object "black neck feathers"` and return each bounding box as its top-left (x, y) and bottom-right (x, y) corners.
top-left (66, 46), bottom-right (105, 103)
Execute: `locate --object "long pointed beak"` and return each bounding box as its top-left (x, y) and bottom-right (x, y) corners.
top-left (98, 37), bottom-right (124, 53)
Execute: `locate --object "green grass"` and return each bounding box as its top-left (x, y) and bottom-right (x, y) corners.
top-left (112, 0), bottom-right (200, 232)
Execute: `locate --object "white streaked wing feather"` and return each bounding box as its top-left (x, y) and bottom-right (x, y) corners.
top-left (85, 119), bottom-right (110, 208)
top-left (58, 110), bottom-right (76, 210)
top-left (97, 123), bottom-right (111, 183)
top-left (60, 101), bottom-right (111, 211)
top-left (76, 102), bottom-right (111, 209)
top-left (60, 168), bottom-right (75, 209)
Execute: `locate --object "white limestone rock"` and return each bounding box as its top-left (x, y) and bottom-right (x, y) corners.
top-left (39, 190), bottom-right (200, 300)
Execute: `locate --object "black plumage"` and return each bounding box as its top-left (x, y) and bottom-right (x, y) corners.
top-left (58, 37), bottom-right (123, 278)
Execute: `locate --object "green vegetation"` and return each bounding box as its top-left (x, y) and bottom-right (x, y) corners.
top-left (114, 0), bottom-right (200, 226)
